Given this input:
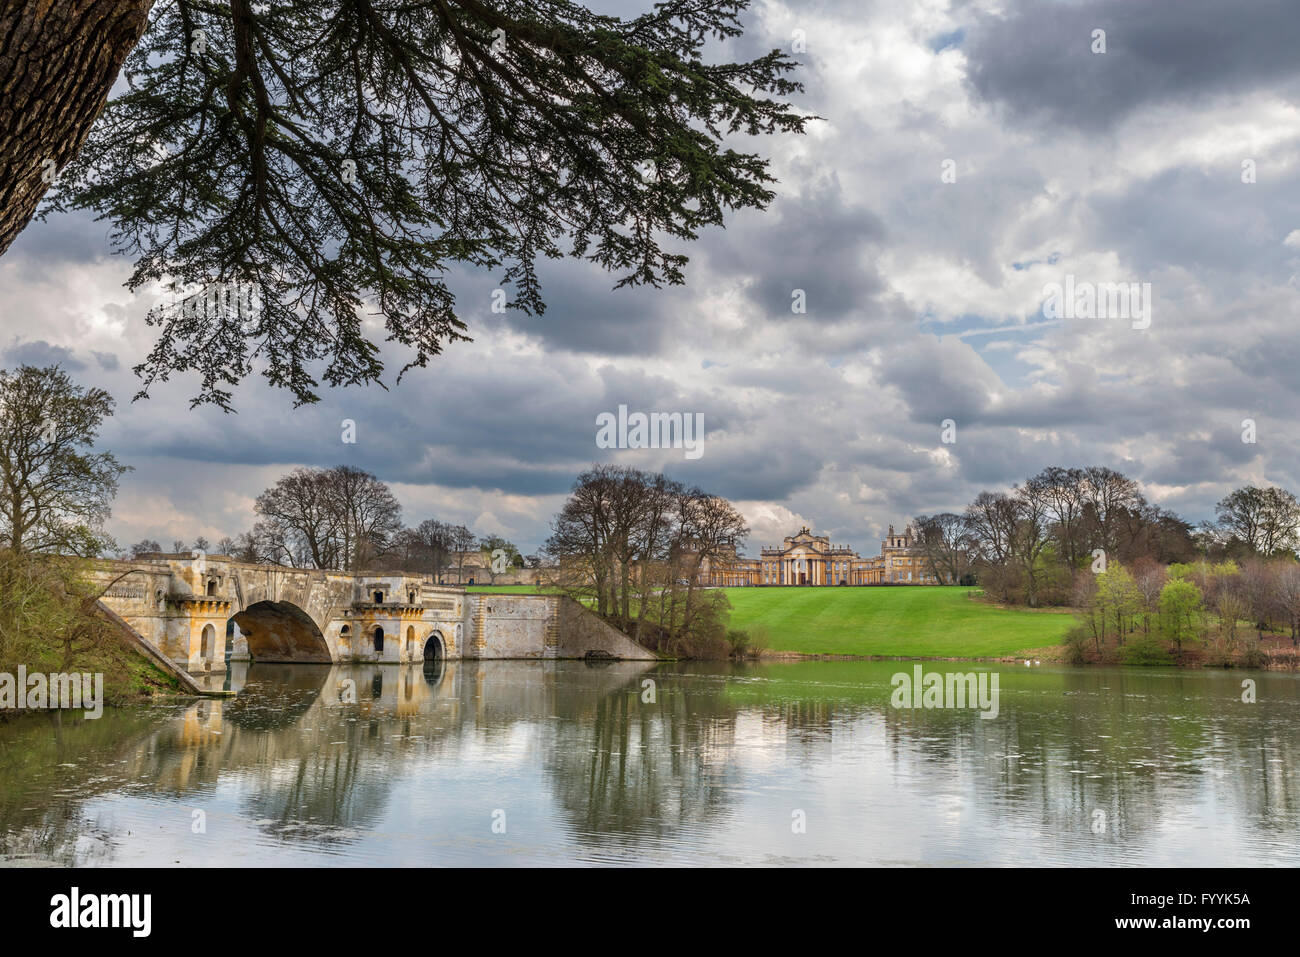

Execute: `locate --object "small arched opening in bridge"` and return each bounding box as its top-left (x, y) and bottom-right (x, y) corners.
top-left (200, 623), bottom-right (215, 661)
top-left (231, 600), bottom-right (332, 663)
top-left (423, 633), bottom-right (445, 665)
top-left (423, 632), bottom-right (446, 685)
top-left (405, 626), bottom-right (415, 659)
top-left (206, 579), bottom-right (217, 596)
top-left (372, 626), bottom-right (384, 653)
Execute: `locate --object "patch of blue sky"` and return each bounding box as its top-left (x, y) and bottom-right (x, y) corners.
top-left (928, 29), bottom-right (965, 53)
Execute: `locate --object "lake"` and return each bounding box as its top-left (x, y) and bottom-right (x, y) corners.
top-left (1, 660), bottom-right (1297, 866)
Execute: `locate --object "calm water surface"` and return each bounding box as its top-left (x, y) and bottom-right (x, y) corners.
top-left (1, 659), bottom-right (1297, 866)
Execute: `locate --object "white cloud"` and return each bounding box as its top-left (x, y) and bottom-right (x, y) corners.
top-left (3, 0), bottom-right (1298, 555)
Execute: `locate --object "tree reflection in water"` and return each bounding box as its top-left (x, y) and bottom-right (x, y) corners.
top-left (0, 661), bottom-right (1296, 865)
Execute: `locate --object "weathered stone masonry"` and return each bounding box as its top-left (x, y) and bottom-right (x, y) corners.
top-left (91, 555), bottom-right (657, 673)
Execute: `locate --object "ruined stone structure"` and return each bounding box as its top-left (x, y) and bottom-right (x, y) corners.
top-left (90, 554), bottom-right (657, 674)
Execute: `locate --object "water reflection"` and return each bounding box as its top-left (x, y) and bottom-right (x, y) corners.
top-left (0, 661), bottom-right (1297, 866)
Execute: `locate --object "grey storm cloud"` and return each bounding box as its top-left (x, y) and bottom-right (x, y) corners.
top-left (872, 336), bottom-right (1000, 424)
top-left (3, 339), bottom-right (86, 370)
top-left (707, 183), bottom-right (887, 321)
top-left (1146, 427), bottom-right (1260, 488)
top-left (965, 0), bottom-right (1300, 132)
top-left (463, 257), bottom-right (693, 358)
top-left (120, 351), bottom-right (606, 490)
top-left (1234, 334), bottom-right (1300, 403)
top-left (1085, 165), bottom-right (1300, 286)
top-left (2, 0), bottom-right (1297, 552)
top-left (4, 205), bottom-right (116, 266)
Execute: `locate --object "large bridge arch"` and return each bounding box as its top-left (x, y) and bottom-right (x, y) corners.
top-left (232, 600), bottom-right (333, 663)
top-left (89, 556), bottom-right (663, 669)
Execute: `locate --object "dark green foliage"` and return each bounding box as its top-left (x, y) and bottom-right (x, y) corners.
top-left (43, 0), bottom-right (810, 409)
top-left (1116, 634), bottom-right (1174, 666)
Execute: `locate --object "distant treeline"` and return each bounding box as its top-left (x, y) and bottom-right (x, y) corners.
top-left (912, 466), bottom-right (1300, 607)
top-left (1068, 558), bottom-right (1300, 667)
top-left (125, 465), bottom-right (533, 583)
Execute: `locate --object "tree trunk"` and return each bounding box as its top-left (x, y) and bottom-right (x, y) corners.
top-left (0, 1), bottom-right (153, 257)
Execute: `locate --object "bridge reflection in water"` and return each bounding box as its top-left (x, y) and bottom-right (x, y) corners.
top-left (1, 662), bottom-right (1299, 866)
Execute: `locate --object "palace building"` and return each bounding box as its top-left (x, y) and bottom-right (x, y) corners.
top-left (695, 525), bottom-right (951, 587)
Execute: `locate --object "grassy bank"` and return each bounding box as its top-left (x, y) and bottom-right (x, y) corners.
top-left (467, 583), bottom-right (1073, 658)
top-left (0, 551), bottom-right (188, 715)
top-left (723, 586), bottom-right (1073, 657)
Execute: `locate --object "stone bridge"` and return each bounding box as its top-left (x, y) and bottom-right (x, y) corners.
top-left (89, 554), bottom-right (657, 674)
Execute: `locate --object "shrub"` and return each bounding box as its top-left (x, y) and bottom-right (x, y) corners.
top-left (1238, 633), bottom-right (1266, 670)
top-left (665, 590), bottom-right (732, 659)
top-left (725, 625), bottom-right (772, 658)
top-left (1117, 635), bottom-right (1174, 665)
top-left (1062, 625), bottom-right (1090, 665)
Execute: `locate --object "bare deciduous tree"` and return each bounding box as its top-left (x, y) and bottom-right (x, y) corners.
top-left (546, 465), bottom-right (745, 651)
top-left (1213, 486), bottom-right (1300, 556)
top-left (253, 465), bottom-right (400, 570)
top-left (913, 512), bottom-right (972, 584)
top-left (0, 365), bottom-right (130, 556)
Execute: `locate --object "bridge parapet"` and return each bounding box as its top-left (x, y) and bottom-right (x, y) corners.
top-left (90, 558), bottom-right (656, 672)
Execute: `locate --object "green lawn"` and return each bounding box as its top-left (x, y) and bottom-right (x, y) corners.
top-left (468, 583), bottom-right (1074, 658)
top-left (724, 586), bottom-right (1073, 657)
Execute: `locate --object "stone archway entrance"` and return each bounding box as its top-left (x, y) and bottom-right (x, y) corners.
top-left (423, 633), bottom-right (444, 664)
top-left (422, 633), bottom-right (445, 684)
top-left (231, 600), bottom-right (332, 663)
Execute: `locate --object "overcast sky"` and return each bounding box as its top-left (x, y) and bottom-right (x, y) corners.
top-left (3, 0), bottom-right (1299, 557)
